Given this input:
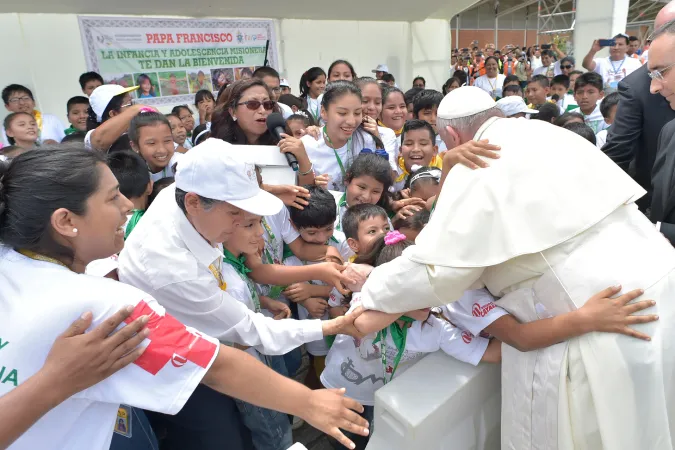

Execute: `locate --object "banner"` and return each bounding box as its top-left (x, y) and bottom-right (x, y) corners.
top-left (78, 16), bottom-right (278, 105)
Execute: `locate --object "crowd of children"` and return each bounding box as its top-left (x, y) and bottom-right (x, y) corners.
top-left (0, 43), bottom-right (637, 449)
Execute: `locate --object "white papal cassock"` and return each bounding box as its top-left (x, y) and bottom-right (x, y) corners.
top-left (360, 116), bottom-right (675, 449)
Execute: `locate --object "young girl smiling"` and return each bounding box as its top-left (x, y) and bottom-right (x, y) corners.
top-left (299, 67), bottom-right (327, 123)
top-left (128, 111), bottom-right (183, 181)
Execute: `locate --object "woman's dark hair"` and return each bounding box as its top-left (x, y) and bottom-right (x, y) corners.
top-left (327, 60), bottom-right (357, 80)
top-left (353, 233), bottom-right (413, 267)
top-left (453, 70), bottom-right (469, 88)
top-left (87, 93), bottom-right (127, 131)
top-left (299, 67), bottom-right (326, 99)
top-left (194, 89), bottom-right (215, 107)
top-left (128, 111), bottom-right (171, 145)
top-left (3, 112), bottom-right (34, 146)
top-left (442, 77), bottom-right (463, 95)
top-left (322, 80), bottom-right (385, 150)
top-left (137, 74), bottom-right (156, 96)
top-left (382, 86), bottom-right (405, 107)
top-left (345, 153), bottom-right (393, 211)
top-left (413, 76), bottom-right (426, 87)
top-left (0, 147), bottom-right (107, 263)
top-left (484, 56), bottom-right (501, 69)
top-left (210, 78), bottom-right (280, 145)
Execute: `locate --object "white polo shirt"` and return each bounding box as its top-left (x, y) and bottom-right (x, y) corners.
top-left (0, 248), bottom-right (219, 450)
top-left (117, 184), bottom-right (324, 354)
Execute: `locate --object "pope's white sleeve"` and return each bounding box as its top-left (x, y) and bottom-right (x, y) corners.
top-left (359, 252), bottom-right (485, 313)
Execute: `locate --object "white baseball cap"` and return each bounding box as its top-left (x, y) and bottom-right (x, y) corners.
top-left (372, 64), bottom-right (389, 73)
top-left (279, 78), bottom-right (290, 88)
top-left (437, 86), bottom-right (497, 120)
top-left (89, 84), bottom-right (139, 122)
top-left (174, 138), bottom-right (283, 216)
top-left (496, 96), bottom-right (539, 117)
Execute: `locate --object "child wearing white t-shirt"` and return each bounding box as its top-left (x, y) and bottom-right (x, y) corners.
top-left (282, 186), bottom-right (354, 377)
top-left (595, 92), bottom-right (619, 149)
top-left (128, 111), bottom-right (183, 182)
top-left (321, 231), bottom-right (502, 450)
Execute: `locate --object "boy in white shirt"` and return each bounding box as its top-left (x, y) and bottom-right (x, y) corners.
top-left (550, 75), bottom-right (578, 114)
top-left (569, 72), bottom-right (609, 134)
top-left (1, 84), bottom-right (65, 145)
top-left (595, 92), bottom-right (620, 149)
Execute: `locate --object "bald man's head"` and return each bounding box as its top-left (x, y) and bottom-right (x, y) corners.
top-left (656, 1), bottom-right (675, 29)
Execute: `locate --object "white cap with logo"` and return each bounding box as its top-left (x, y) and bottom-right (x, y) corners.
top-left (496, 96), bottom-right (539, 117)
top-left (89, 84), bottom-right (139, 122)
top-left (175, 138), bottom-right (283, 216)
top-left (279, 78), bottom-right (290, 88)
top-left (437, 86), bottom-right (497, 120)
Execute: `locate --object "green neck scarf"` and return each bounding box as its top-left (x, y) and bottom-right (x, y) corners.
top-left (374, 315), bottom-right (415, 383)
top-left (223, 248), bottom-right (252, 276)
top-left (124, 209), bottom-right (145, 240)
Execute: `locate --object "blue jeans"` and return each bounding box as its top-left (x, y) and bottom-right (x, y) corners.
top-left (109, 406), bottom-right (159, 450)
top-left (235, 354), bottom-right (293, 450)
top-left (283, 346), bottom-right (302, 378)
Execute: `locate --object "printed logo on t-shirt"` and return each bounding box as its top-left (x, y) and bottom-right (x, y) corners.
top-left (125, 300), bottom-right (217, 375)
top-left (471, 302), bottom-right (496, 318)
top-left (461, 330), bottom-right (474, 344)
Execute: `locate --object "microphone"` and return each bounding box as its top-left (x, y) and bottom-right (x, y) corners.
top-left (267, 112), bottom-right (298, 171)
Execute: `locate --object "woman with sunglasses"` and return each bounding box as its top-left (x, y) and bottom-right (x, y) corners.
top-left (211, 78), bottom-right (315, 185)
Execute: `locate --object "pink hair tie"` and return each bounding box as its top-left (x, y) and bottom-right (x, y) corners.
top-left (138, 106), bottom-right (158, 114)
top-left (384, 230), bottom-right (407, 246)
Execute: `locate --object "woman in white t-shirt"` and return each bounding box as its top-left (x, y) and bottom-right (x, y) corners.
top-left (474, 56), bottom-right (507, 100)
top-left (299, 67), bottom-right (327, 124)
top-left (302, 81), bottom-right (389, 192)
top-left (0, 148), bottom-right (369, 450)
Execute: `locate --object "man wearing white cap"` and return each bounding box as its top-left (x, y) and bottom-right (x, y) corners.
top-left (496, 96), bottom-right (539, 118)
top-left (280, 78), bottom-right (291, 95)
top-left (372, 64), bottom-right (389, 80)
top-left (118, 139), bottom-right (366, 449)
top-left (354, 86), bottom-right (675, 449)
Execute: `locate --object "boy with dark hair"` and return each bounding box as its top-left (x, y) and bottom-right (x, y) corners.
top-left (381, 73), bottom-right (396, 87)
top-left (1, 83), bottom-right (65, 146)
top-left (253, 66), bottom-right (291, 117)
top-left (503, 84), bottom-right (524, 98)
top-left (412, 89), bottom-right (446, 151)
top-left (404, 87), bottom-right (423, 120)
top-left (65, 96), bottom-right (90, 135)
top-left (627, 36), bottom-right (641, 58)
top-left (550, 75), bottom-right (577, 113)
top-left (532, 103), bottom-right (561, 123)
top-left (107, 150), bottom-right (153, 239)
top-left (342, 204), bottom-right (391, 256)
top-left (503, 74), bottom-right (521, 88)
top-left (284, 185), bottom-right (353, 376)
top-left (595, 91), bottom-right (620, 148)
top-left (569, 71), bottom-right (608, 134)
top-left (526, 75), bottom-right (551, 109)
top-left (79, 71), bottom-right (104, 97)
top-left (563, 122), bottom-right (597, 145)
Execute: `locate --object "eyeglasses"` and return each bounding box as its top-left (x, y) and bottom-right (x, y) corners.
top-left (270, 87), bottom-right (281, 94)
top-left (8, 96), bottom-right (32, 104)
top-left (237, 100), bottom-right (275, 111)
top-left (561, 65), bottom-right (573, 70)
top-left (648, 62), bottom-right (675, 81)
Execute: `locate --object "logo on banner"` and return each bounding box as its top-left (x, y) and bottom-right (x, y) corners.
top-left (237, 30), bottom-right (244, 44)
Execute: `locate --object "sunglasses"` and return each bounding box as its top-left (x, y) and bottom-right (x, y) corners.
top-left (561, 65), bottom-right (573, 69)
top-left (237, 100), bottom-right (275, 111)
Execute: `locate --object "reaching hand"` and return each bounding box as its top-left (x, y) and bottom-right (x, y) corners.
top-left (279, 133), bottom-right (309, 162)
top-left (42, 306), bottom-right (149, 398)
top-left (315, 173), bottom-right (330, 188)
top-left (260, 296), bottom-right (292, 320)
top-left (317, 262), bottom-right (354, 295)
top-left (325, 306), bottom-right (366, 339)
top-left (442, 139), bottom-right (501, 170)
top-left (283, 283), bottom-right (314, 303)
top-left (304, 125), bottom-right (322, 140)
top-left (267, 184), bottom-right (311, 210)
top-left (591, 39), bottom-right (602, 53)
top-left (362, 116), bottom-right (379, 136)
top-left (577, 285), bottom-right (658, 341)
top-left (300, 388), bottom-right (369, 449)
top-left (341, 263), bottom-right (373, 293)
top-left (393, 204), bottom-right (423, 222)
top-left (301, 297), bottom-right (330, 318)
top-left (391, 197), bottom-right (427, 213)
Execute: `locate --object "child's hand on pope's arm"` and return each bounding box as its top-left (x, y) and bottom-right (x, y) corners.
top-left (283, 283), bottom-right (314, 303)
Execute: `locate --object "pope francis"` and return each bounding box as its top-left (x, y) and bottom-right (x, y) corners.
top-left (357, 87), bottom-right (675, 449)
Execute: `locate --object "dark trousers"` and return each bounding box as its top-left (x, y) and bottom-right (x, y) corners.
top-left (146, 384), bottom-right (253, 450)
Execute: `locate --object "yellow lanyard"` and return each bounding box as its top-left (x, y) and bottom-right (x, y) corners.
top-left (208, 259), bottom-right (227, 291)
top-left (18, 249), bottom-right (69, 269)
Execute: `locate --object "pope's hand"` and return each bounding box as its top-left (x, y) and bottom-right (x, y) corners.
top-left (442, 139), bottom-right (501, 170)
top-left (322, 306), bottom-right (366, 339)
